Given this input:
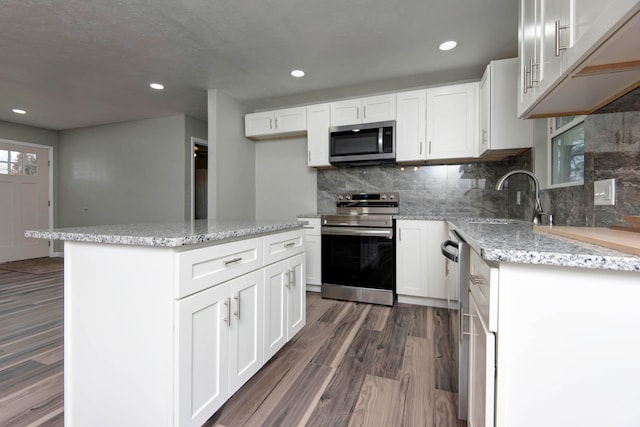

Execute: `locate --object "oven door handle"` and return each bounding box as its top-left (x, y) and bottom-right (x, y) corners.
top-left (440, 240), bottom-right (459, 263)
top-left (321, 227), bottom-right (394, 239)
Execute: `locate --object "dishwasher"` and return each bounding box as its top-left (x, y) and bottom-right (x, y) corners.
top-left (440, 229), bottom-right (470, 421)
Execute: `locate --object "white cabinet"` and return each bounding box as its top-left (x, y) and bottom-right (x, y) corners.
top-left (176, 269), bottom-right (264, 427)
top-left (245, 107), bottom-right (307, 139)
top-left (479, 58), bottom-right (533, 156)
top-left (468, 292), bottom-right (496, 427)
top-left (518, 0), bottom-right (640, 117)
top-left (297, 217), bottom-right (322, 288)
top-left (426, 83), bottom-right (479, 160)
top-left (176, 280), bottom-right (229, 427)
top-left (396, 89), bottom-right (427, 162)
top-left (330, 94), bottom-right (396, 127)
top-left (263, 253), bottom-right (306, 361)
top-left (396, 220), bottom-right (450, 306)
top-left (227, 270), bottom-right (264, 395)
top-left (306, 103), bottom-right (331, 167)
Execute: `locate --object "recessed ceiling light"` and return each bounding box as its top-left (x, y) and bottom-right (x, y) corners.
top-left (291, 70), bottom-right (305, 78)
top-left (149, 83), bottom-right (165, 90)
top-left (439, 41), bottom-right (458, 51)
top-left (12, 108), bottom-right (26, 114)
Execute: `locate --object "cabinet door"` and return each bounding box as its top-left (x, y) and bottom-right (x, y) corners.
top-left (287, 253), bottom-right (306, 339)
top-left (479, 66), bottom-right (491, 156)
top-left (396, 221), bottom-right (429, 297)
top-left (396, 90), bottom-right (427, 162)
top-left (304, 234), bottom-right (322, 286)
top-left (361, 94), bottom-right (396, 123)
top-left (539, 0), bottom-right (567, 96)
top-left (426, 83), bottom-right (478, 160)
top-left (307, 103), bottom-right (331, 167)
top-left (245, 111), bottom-right (274, 137)
top-left (263, 261), bottom-right (288, 361)
top-left (424, 221), bottom-right (449, 300)
top-left (331, 99), bottom-right (362, 126)
top-left (227, 270), bottom-right (264, 395)
top-left (274, 107), bottom-right (307, 133)
top-left (468, 295), bottom-right (496, 427)
top-left (176, 283), bottom-right (229, 427)
top-left (518, 0), bottom-right (542, 117)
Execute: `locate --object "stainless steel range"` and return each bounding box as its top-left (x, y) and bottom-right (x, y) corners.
top-left (320, 192), bottom-right (398, 306)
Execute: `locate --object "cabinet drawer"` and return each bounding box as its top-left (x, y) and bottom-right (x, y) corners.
top-left (469, 248), bottom-right (498, 332)
top-left (176, 237), bottom-right (263, 299)
top-left (263, 229), bottom-right (305, 265)
top-left (298, 218), bottom-right (321, 235)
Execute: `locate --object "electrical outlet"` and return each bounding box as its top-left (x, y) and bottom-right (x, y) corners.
top-left (594, 179), bottom-right (616, 206)
top-left (516, 191), bottom-right (521, 205)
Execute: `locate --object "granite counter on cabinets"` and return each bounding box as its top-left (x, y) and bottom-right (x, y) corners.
top-left (25, 219), bottom-right (304, 247)
top-left (25, 220), bottom-right (306, 427)
top-left (447, 219), bottom-right (640, 272)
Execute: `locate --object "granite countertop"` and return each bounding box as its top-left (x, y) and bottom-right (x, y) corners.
top-left (448, 219), bottom-right (640, 272)
top-left (25, 219), bottom-right (304, 248)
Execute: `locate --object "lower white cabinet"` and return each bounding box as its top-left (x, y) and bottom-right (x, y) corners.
top-left (176, 269), bottom-right (264, 426)
top-left (64, 230), bottom-right (305, 427)
top-left (298, 217), bottom-right (321, 289)
top-left (396, 220), bottom-right (451, 306)
top-left (176, 279), bottom-right (230, 427)
top-left (263, 253), bottom-right (306, 361)
top-left (468, 290), bottom-right (496, 427)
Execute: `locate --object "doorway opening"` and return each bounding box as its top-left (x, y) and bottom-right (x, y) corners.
top-left (191, 137), bottom-right (208, 220)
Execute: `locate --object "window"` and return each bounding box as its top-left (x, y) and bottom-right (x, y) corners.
top-left (548, 116), bottom-right (585, 188)
top-left (0, 149), bottom-right (38, 176)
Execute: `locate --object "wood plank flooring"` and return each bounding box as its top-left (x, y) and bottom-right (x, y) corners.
top-left (0, 268), bottom-right (465, 427)
top-left (0, 270), bottom-right (64, 427)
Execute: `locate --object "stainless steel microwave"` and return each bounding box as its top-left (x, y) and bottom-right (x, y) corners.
top-left (329, 120), bottom-right (395, 165)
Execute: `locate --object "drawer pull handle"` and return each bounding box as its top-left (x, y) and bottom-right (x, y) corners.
top-left (234, 294), bottom-right (241, 320)
top-left (303, 226), bottom-right (314, 229)
top-left (223, 298), bottom-right (230, 325)
top-left (223, 257), bottom-right (243, 266)
top-left (284, 271), bottom-right (290, 288)
top-left (284, 242), bottom-right (296, 248)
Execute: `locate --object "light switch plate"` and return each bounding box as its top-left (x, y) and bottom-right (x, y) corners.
top-left (594, 178), bottom-right (616, 206)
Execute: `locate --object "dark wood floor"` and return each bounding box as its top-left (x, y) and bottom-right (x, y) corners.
top-left (0, 268), bottom-right (464, 427)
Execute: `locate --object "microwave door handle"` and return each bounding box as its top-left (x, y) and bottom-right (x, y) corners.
top-left (376, 127), bottom-right (382, 153)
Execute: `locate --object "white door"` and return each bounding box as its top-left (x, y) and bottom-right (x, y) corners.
top-left (228, 270), bottom-right (264, 395)
top-left (0, 140), bottom-right (50, 262)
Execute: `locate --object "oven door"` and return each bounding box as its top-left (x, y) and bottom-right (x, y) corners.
top-left (321, 226), bottom-right (395, 305)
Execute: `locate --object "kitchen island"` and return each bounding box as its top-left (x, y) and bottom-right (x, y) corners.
top-left (445, 219), bottom-right (640, 427)
top-left (26, 220), bottom-right (306, 427)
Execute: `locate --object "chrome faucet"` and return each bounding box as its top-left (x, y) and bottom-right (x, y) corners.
top-left (496, 169), bottom-right (551, 225)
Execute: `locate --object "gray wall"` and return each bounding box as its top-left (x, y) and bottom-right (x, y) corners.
top-left (255, 136), bottom-right (317, 220)
top-left (539, 86), bottom-right (640, 226)
top-left (57, 114), bottom-right (189, 227)
top-left (208, 89), bottom-right (255, 220)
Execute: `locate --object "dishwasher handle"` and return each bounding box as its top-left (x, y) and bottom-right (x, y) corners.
top-left (440, 240), bottom-right (459, 263)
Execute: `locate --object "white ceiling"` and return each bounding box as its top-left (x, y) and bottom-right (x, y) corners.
top-left (0, 0), bottom-right (519, 130)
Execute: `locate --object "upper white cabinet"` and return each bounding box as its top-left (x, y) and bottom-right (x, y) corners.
top-left (518, 0), bottom-right (640, 118)
top-left (396, 89), bottom-right (427, 162)
top-left (330, 94), bottom-right (396, 127)
top-left (245, 107), bottom-right (307, 139)
top-left (426, 82), bottom-right (479, 160)
top-left (306, 103), bottom-right (331, 167)
top-left (479, 58), bottom-right (534, 156)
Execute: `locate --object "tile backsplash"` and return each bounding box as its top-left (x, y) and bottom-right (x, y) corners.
top-left (541, 87), bottom-right (640, 227)
top-left (318, 152), bottom-right (536, 220)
